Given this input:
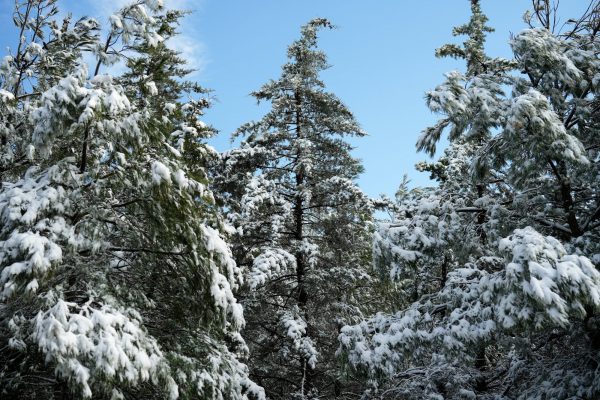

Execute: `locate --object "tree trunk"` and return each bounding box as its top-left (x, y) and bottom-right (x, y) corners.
top-left (294, 89), bottom-right (312, 396)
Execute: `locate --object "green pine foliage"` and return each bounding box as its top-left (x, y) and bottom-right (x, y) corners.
top-left (339, 1), bottom-right (600, 399)
top-left (1, 1), bottom-right (600, 400)
top-left (215, 19), bottom-right (376, 400)
top-left (0, 1), bottom-right (261, 399)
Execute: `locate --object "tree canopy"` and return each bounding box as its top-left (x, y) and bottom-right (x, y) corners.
top-left (1, 1), bottom-right (599, 399)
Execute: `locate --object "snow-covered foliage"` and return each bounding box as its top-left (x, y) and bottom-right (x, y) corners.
top-left (215, 19), bottom-right (376, 399)
top-left (4, 1), bottom-right (599, 399)
top-left (339, 1), bottom-right (600, 398)
top-left (0, 2), bottom-right (261, 399)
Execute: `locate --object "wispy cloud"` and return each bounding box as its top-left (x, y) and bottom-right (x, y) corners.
top-left (168, 32), bottom-right (206, 77)
top-left (165, 0), bottom-right (207, 77)
top-left (58, 0), bottom-right (206, 77)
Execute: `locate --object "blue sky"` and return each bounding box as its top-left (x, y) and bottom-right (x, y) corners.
top-left (0, 1), bottom-right (587, 198)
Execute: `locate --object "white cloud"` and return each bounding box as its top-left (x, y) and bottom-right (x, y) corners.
top-left (167, 32), bottom-right (206, 76)
top-left (58, 0), bottom-right (206, 77)
top-left (87, 0), bottom-right (132, 21)
top-left (164, 0), bottom-right (207, 77)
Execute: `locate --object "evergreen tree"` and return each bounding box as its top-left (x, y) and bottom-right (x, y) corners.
top-left (0, 1), bottom-right (262, 399)
top-left (217, 19), bottom-right (374, 399)
top-left (339, 1), bottom-right (600, 399)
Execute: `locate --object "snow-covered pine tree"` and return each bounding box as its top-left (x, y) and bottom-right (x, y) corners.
top-left (217, 19), bottom-right (374, 399)
top-left (339, 1), bottom-right (600, 399)
top-left (0, 1), bottom-right (262, 399)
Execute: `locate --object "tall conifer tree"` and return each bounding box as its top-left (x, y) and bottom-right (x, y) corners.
top-left (0, 1), bottom-right (262, 399)
top-left (339, 1), bottom-right (600, 399)
top-left (218, 19), bottom-right (374, 399)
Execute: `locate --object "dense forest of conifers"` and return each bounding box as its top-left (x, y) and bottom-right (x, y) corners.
top-left (1, 0), bottom-right (600, 399)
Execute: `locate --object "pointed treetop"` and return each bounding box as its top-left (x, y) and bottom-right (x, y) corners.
top-left (290, 17), bottom-right (335, 54)
top-left (283, 18), bottom-right (335, 77)
top-left (435, 0), bottom-right (494, 76)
